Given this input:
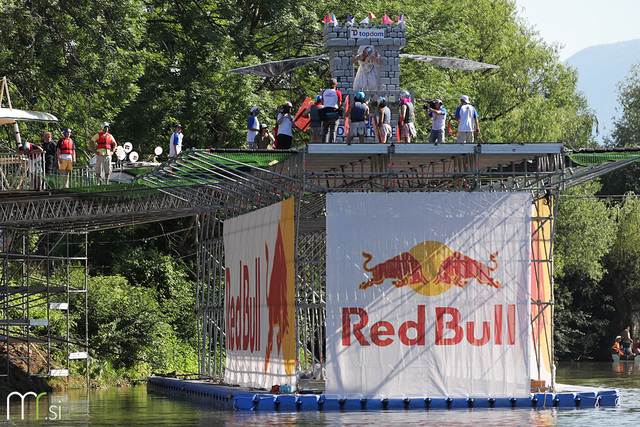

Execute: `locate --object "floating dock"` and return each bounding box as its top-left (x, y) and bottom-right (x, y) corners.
top-left (147, 376), bottom-right (620, 411)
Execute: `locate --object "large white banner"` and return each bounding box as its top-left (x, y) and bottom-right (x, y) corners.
top-left (223, 198), bottom-right (296, 389)
top-left (326, 192), bottom-right (531, 399)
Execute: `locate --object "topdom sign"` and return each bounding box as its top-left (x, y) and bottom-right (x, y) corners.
top-left (325, 192), bottom-right (532, 399)
top-left (350, 28), bottom-right (385, 38)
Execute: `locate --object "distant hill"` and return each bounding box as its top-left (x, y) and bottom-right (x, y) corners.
top-left (566, 39), bottom-right (640, 143)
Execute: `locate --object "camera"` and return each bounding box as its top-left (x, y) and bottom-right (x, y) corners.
top-left (281, 104), bottom-right (291, 114)
top-left (423, 100), bottom-right (437, 110)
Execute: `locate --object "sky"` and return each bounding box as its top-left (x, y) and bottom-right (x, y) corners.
top-left (513, 0), bottom-right (640, 60)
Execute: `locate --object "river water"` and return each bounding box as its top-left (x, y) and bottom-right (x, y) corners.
top-left (8, 362), bottom-right (640, 425)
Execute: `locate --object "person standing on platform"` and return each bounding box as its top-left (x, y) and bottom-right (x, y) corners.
top-left (169, 124), bottom-right (183, 157)
top-left (276, 102), bottom-right (294, 149)
top-left (322, 78), bottom-right (342, 143)
top-left (42, 131), bottom-right (58, 178)
top-left (426, 99), bottom-right (447, 144)
top-left (399, 91), bottom-right (416, 143)
top-left (247, 106), bottom-right (260, 149)
top-left (56, 128), bottom-right (76, 188)
top-left (89, 122), bottom-right (117, 184)
top-left (254, 124), bottom-right (275, 149)
top-left (345, 91), bottom-right (369, 145)
top-left (377, 97), bottom-right (392, 143)
top-left (17, 141), bottom-right (43, 190)
top-left (454, 95), bottom-right (481, 144)
top-left (301, 95), bottom-right (323, 143)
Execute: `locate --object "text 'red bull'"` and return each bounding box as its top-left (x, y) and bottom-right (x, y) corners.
top-left (225, 259), bottom-right (261, 352)
top-left (342, 305), bottom-right (516, 347)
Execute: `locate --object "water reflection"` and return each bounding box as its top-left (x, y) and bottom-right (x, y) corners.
top-left (5, 363), bottom-right (640, 425)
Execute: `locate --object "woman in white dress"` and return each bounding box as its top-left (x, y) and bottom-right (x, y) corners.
top-left (352, 46), bottom-right (381, 91)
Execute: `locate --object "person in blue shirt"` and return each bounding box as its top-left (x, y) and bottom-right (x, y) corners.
top-left (454, 95), bottom-right (481, 144)
top-left (247, 106), bottom-right (260, 149)
top-left (169, 124), bottom-right (183, 157)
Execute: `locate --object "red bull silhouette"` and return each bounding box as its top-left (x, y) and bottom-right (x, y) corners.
top-left (264, 223), bottom-right (290, 372)
top-left (359, 251), bottom-right (427, 289)
top-left (358, 241), bottom-right (501, 295)
top-left (434, 251), bottom-right (501, 289)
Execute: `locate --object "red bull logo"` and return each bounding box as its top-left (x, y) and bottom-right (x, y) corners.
top-left (358, 241), bottom-right (501, 296)
top-left (264, 198), bottom-right (296, 375)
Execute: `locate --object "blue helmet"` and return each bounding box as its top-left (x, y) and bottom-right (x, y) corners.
top-left (355, 91), bottom-right (365, 101)
top-left (63, 128), bottom-right (71, 135)
top-left (315, 95), bottom-right (322, 103)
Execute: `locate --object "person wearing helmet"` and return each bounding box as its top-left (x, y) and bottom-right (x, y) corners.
top-left (169, 123), bottom-right (183, 157)
top-left (352, 46), bottom-right (381, 91)
top-left (376, 97), bottom-right (391, 143)
top-left (56, 128), bottom-right (76, 188)
top-left (89, 122), bottom-right (118, 184)
top-left (399, 91), bottom-right (416, 143)
top-left (301, 95), bottom-right (323, 143)
top-left (346, 91), bottom-right (370, 145)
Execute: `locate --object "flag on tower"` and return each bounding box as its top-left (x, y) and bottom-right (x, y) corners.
top-left (382, 14), bottom-right (393, 24)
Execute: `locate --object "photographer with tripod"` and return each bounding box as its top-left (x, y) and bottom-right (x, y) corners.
top-left (425, 99), bottom-right (446, 144)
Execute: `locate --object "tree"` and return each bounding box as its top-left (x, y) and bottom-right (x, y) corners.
top-left (553, 181), bottom-right (616, 359)
top-left (610, 62), bottom-right (640, 147)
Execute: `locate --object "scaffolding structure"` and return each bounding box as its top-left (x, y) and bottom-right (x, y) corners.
top-left (0, 143), bottom-right (638, 385)
top-left (180, 143), bottom-right (640, 388)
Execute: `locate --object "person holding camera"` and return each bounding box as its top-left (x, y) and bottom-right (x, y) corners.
top-left (276, 102), bottom-right (294, 149)
top-left (425, 99), bottom-right (447, 144)
top-left (322, 78), bottom-right (343, 143)
top-left (255, 124), bottom-right (275, 149)
top-left (454, 95), bottom-right (481, 144)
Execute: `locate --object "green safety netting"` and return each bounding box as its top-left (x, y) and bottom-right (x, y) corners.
top-left (567, 151), bottom-right (640, 166)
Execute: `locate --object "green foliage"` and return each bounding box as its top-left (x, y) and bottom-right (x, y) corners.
top-left (553, 182), bottom-right (617, 360)
top-left (610, 63), bottom-right (640, 147)
top-left (0, 0), bottom-right (595, 154)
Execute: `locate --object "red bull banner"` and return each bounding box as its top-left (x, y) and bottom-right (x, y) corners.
top-left (223, 198), bottom-right (296, 389)
top-left (326, 193), bottom-right (531, 399)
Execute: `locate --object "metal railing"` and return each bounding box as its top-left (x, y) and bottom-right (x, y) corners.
top-left (0, 153), bottom-right (114, 190)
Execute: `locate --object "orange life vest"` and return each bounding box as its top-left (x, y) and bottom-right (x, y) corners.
top-left (59, 138), bottom-right (74, 155)
top-left (97, 132), bottom-right (115, 151)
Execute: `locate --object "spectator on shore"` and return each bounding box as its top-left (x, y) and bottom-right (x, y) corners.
top-left (612, 336), bottom-right (624, 356)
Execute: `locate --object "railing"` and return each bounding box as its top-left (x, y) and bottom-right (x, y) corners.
top-left (0, 153), bottom-right (115, 190)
